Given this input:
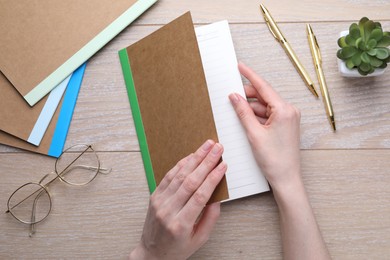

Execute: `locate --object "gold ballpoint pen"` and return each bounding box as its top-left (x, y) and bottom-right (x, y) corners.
top-left (306, 24), bottom-right (336, 131)
top-left (259, 4), bottom-right (318, 98)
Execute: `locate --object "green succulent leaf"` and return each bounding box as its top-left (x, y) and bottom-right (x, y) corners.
top-left (377, 35), bottom-right (390, 47)
top-left (357, 67), bottom-right (369, 76)
top-left (336, 49), bottom-right (343, 59)
top-left (341, 46), bottom-right (358, 59)
top-left (371, 28), bottom-right (383, 41)
top-left (367, 39), bottom-right (377, 49)
top-left (379, 62), bottom-right (387, 69)
top-left (338, 36), bottom-right (348, 48)
top-left (345, 34), bottom-right (357, 46)
top-left (367, 49), bottom-right (377, 56)
top-left (360, 62), bottom-right (371, 72)
top-left (369, 56), bottom-right (383, 67)
top-left (384, 31), bottom-right (390, 37)
top-left (358, 39), bottom-right (366, 50)
top-left (364, 20), bottom-right (376, 41)
top-left (374, 22), bottom-right (382, 29)
top-left (360, 52), bottom-right (371, 63)
top-left (346, 59), bottom-right (355, 69)
top-left (376, 47), bottom-right (390, 59)
top-left (355, 38), bottom-right (362, 48)
top-left (349, 23), bottom-right (360, 39)
top-left (351, 52), bottom-right (362, 66)
top-left (359, 17), bottom-right (369, 39)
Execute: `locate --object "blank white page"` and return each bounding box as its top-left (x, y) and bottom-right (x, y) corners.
top-left (195, 21), bottom-right (270, 201)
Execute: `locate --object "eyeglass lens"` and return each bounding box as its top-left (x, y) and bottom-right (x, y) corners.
top-left (8, 183), bottom-right (51, 224)
top-left (55, 144), bottom-right (100, 186)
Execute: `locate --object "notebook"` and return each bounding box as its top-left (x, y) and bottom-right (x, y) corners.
top-left (119, 12), bottom-right (270, 202)
top-left (0, 0), bottom-right (157, 106)
top-left (0, 63), bottom-right (86, 157)
top-left (0, 72), bottom-right (71, 146)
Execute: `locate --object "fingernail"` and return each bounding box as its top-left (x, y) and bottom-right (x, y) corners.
top-left (211, 143), bottom-right (223, 155)
top-left (202, 140), bottom-right (214, 151)
top-left (217, 161), bottom-right (227, 172)
top-left (229, 93), bottom-right (240, 104)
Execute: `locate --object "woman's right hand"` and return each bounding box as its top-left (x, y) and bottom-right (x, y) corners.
top-left (229, 62), bottom-right (302, 192)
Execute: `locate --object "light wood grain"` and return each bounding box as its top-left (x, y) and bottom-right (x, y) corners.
top-left (0, 151), bottom-right (389, 259)
top-left (1, 1), bottom-right (389, 259)
top-left (133, 0), bottom-right (390, 25)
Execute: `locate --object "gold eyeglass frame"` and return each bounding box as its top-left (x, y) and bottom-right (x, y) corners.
top-left (5, 144), bottom-right (111, 237)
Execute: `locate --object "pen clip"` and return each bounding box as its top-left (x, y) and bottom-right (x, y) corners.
top-left (313, 35), bottom-right (322, 64)
top-left (264, 18), bottom-right (279, 41)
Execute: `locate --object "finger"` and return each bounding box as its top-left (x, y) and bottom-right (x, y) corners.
top-left (243, 84), bottom-right (257, 98)
top-left (163, 140), bottom-right (215, 196)
top-left (179, 161), bottom-right (227, 224)
top-left (244, 85), bottom-right (266, 105)
top-left (257, 117), bottom-right (268, 125)
top-left (249, 101), bottom-right (267, 118)
top-left (238, 62), bottom-right (283, 105)
top-left (193, 202), bottom-right (221, 246)
top-left (155, 154), bottom-right (191, 194)
top-left (229, 93), bottom-right (263, 138)
top-left (174, 143), bottom-right (224, 208)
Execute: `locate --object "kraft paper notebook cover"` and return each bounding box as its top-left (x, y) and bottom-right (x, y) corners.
top-left (119, 12), bottom-right (229, 202)
top-left (119, 12), bottom-right (270, 202)
top-left (0, 63), bottom-right (86, 157)
top-left (0, 0), bottom-right (157, 106)
top-left (0, 71), bottom-right (72, 146)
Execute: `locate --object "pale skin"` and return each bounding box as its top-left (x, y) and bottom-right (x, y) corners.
top-left (129, 62), bottom-right (331, 260)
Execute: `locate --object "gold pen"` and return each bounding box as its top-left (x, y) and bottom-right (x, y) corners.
top-left (306, 24), bottom-right (336, 131)
top-left (259, 4), bottom-right (318, 98)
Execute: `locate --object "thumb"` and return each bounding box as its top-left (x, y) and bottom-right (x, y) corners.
top-left (229, 93), bottom-right (261, 137)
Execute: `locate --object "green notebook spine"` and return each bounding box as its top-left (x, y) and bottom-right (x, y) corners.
top-left (119, 48), bottom-right (156, 193)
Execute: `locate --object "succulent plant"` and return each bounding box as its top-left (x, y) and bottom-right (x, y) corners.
top-left (337, 17), bottom-right (390, 76)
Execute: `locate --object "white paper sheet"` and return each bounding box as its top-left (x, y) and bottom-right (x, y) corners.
top-left (195, 21), bottom-right (270, 201)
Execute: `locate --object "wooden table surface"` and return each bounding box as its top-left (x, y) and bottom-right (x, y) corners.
top-left (1, 1), bottom-right (389, 259)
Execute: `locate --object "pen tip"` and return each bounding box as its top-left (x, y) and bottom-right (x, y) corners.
top-left (310, 85), bottom-right (319, 98)
top-left (306, 24), bottom-right (313, 34)
top-left (329, 116), bottom-right (336, 131)
top-left (259, 3), bottom-right (266, 13)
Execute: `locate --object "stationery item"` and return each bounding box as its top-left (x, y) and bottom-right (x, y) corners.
top-left (0, 73), bottom-right (71, 146)
top-left (0, 63), bottom-right (86, 157)
top-left (0, 0), bottom-right (157, 106)
top-left (259, 4), bottom-right (319, 98)
top-left (196, 21), bottom-right (270, 200)
top-left (119, 12), bottom-right (270, 202)
top-left (306, 24), bottom-right (336, 131)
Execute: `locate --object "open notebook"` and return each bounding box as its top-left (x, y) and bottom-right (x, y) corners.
top-left (119, 12), bottom-right (269, 202)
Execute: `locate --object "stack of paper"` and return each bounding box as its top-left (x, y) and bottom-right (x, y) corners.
top-left (0, 0), bottom-right (158, 157)
top-left (0, 64), bottom-right (86, 157)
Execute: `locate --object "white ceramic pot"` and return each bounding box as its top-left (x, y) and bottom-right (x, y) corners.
top-left (337, 30), bottom-right (386, 77)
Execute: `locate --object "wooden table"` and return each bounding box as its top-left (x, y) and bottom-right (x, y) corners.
top-left (1, 1), bottom-right (389, 259)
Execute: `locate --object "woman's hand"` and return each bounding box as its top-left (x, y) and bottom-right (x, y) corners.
top-left (229, 63), bottom-right (331, 260)
top-left (229, 62), bottom-right (302, 192)
top-left (129, 140), bottom-right (227, 260)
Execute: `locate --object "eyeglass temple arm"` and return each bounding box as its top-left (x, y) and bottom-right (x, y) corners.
top-left (67, 165), bottom-right (112, 175)
top-left (29, 188), bottom-right (47, 237)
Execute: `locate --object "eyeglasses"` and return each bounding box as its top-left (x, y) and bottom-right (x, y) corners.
top-left (6, 144), bottom-right (111, 237)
